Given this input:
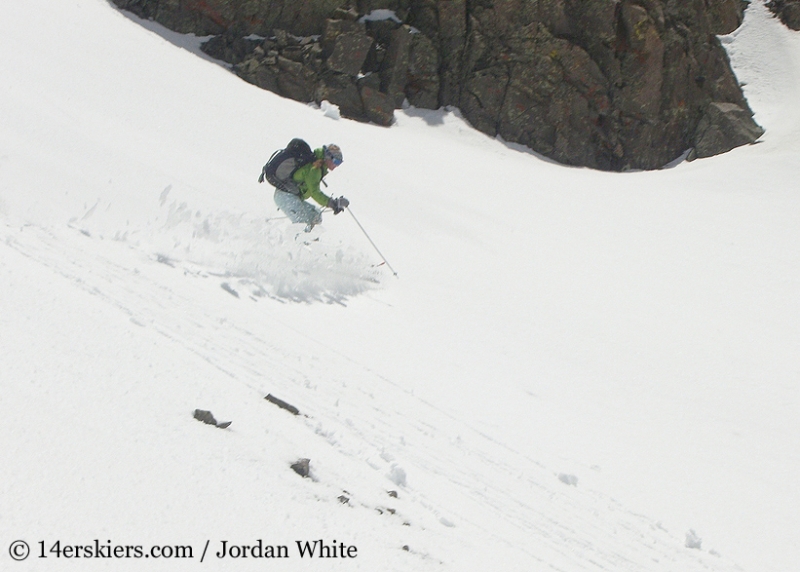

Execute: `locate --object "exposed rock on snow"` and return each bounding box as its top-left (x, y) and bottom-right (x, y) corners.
top-left (291, 458), bottom-right (311, 478)
top-left (265, 393), bottom-right (300, 416)
top-left (193, 408), bottom-right (232, 429)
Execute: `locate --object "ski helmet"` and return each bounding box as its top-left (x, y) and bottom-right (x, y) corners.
top-left (324, 144), bottom-right (343, 166)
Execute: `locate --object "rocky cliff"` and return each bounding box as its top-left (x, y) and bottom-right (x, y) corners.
top-left (112, 0), bottom-right (765, 170)
top-left (767, 0), bottom-right (800, 29)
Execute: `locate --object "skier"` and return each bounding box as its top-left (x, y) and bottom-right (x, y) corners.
top-left (270, 143), bottom-right (349, 232)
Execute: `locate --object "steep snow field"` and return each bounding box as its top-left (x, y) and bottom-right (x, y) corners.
top-left (1, 1), bottom-right (798, 571)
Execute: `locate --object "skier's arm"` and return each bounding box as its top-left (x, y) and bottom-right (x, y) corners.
top-left (308, 172), bottom-right (332, 208)
top-left (297, 166), bottom-right (331, 207)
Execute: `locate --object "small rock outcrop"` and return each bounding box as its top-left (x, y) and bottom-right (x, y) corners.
top-left (693, 101), bottom-right (765, 158)
top-left (193, 409), bottom-right (232, 429)
top-left (291, 458), bottom-right (311, 478)
top-left (111, 0), bottom-right (764, 170)
top-left (767, 0), bottom-right (800, 29)
top-left (264, 393), bottom-right (300, 415)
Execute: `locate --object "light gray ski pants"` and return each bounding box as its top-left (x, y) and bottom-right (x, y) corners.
top-left (274, 189), bottom-right (322, 230)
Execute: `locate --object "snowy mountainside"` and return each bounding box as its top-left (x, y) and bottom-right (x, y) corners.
top-left (2, 222), bottom-right (740, 572)
top-left (2, 1), bottom-right (799, 572)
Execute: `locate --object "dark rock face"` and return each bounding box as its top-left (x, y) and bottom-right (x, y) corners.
top-left (767, 0), bottom-right (800, 29)
top-left (112, 0), bottom-right (351, 36)
top-left (112, 0), bottom-right (763, 170)
top-left (693, 101), bottom-right (766, 158)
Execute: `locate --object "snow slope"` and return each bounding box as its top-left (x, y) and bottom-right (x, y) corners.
top-left (1, 1), bottom-right (798, 571)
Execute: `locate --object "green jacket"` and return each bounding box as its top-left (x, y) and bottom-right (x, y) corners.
top-left (291, 148), bottom-right (331, 207)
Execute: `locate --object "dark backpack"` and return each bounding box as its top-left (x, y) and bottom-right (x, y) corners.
top-left (258, 138), bottom-right (317, 194)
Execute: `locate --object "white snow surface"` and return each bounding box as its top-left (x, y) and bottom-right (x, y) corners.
top-left (1, 1), bottom-right (798, 571)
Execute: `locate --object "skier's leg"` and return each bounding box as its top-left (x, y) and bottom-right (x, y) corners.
top-left (274, 189), bottom-right (322, 231)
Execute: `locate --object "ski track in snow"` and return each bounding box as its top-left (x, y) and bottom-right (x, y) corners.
top-left (1, 220), bottom-right (742, 572)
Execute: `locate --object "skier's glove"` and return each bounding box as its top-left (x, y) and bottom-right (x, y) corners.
top-left (328, 196), bottom-right (349, 215)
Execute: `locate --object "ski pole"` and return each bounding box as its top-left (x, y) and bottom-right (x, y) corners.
top-left (347, 208), bottom-right (398, 277)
